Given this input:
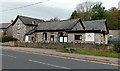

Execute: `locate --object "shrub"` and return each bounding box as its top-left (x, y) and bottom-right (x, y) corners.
top-left (113, 43), bottom-right (120, 53)
top-left (0, 35), bottom-right (17, 43)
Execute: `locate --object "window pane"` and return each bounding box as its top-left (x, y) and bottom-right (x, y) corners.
top-left (43, 33), bottom-right (47, 40)
top-left (64, 37), bottom-right (68, 42)
top-left (60, 37), bottom-right (63, 42)
top-left (75, 35), bottom-right (82, 40)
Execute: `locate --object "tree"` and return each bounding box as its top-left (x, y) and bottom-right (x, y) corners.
top-left (69, 10), bottom-right (80, 19)
top-left (91, 2), bottom-right (107, 20)
top-left (70, 1), bottom-right (98, 21)
top-left (10, 20), bottom-right (14, 23)
top-left (76, 1), bottom-right (97, 12)
top-left (106, 7), bottom-right (120, 30)
top-left (49, 17), bottom-right (59, 21)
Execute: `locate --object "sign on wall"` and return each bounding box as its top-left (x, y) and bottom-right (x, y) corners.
top-left (85, 33), bottom-right (94, 41)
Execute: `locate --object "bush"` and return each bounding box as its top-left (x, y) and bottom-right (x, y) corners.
top-left (0, 35), bottom-right (17, 43)
top-left (113, 43), bottom-right (120, 53)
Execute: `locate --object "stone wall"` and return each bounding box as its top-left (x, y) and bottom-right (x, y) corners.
top-left (0, 41), bottom-right (19, 46)
top-left (12, 19), bottom-right (35, 42)
top-left (18, 42), bottom-right (107, 51)
top-left (28, 32), bottom-right (108, 44)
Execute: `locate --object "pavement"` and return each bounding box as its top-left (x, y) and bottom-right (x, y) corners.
top-left (1, 46), bottom-right (120, 66)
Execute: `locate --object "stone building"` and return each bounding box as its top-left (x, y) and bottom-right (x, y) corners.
top-left (25, 18), bottom-right (109, 44)
top-left (0, 23), bottom-right (10, 36)
top-left (7, 15), bottom-right (44, 41)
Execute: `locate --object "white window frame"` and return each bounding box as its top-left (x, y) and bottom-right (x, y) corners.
top-left (25, 35), bottom-right (29, 42)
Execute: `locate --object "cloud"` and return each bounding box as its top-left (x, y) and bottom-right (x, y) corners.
top-left (1, 2), bottom-right (72, 23)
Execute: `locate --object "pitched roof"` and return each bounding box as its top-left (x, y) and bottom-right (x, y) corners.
top-left (18, 15), bottom-right (44, 25)
top-left (11, 15), bottom-right (44, 26)
top-left (25, 18), bottom-right (81, 35)
top-left (83, 20), bottom-right (107, 31)
top-left (0, 23), bottom-right (11, 29)
top-left (36, 18), bottom-right (80, 31)
top-left (26, 19), bottom-right (108, 35)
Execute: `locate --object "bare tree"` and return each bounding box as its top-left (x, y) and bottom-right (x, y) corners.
top-left (76, 1), bottom-right (98, 12)
top-left (75, 0), bottom-right (99, 21)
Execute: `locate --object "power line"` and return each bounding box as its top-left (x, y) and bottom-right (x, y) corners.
top-left (0, 0), bottom-right (50, 12)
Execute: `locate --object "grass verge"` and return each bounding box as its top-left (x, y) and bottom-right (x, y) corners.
top-left (56, 48), bottom-right (120, 58)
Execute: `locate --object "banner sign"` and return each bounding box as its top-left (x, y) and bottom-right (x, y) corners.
top-left (85, 33), bottom-right (94, 41)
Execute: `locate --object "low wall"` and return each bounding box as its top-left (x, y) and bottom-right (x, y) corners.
top-left (0, 41), bottom-right (19, 46)
top-left (18, 42), bottom-right (107, 51)
top-left (0, 41), bottom-right (109, 51)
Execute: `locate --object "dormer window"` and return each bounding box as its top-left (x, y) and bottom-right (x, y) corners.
top-left (17, 32), bottom-right (20, 35)
top-left (17, 23), bottom-right (20, 26)
top-left (32, 21), bottom-right (35, 25)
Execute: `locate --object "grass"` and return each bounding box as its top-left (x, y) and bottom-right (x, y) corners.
top-left (56, 48), bottom-right (120, 58)
top-left (23, 45), bottom-right (120, 58)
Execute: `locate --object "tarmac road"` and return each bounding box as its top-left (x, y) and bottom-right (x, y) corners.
top-left (1, 49), bottom-right (119, 70)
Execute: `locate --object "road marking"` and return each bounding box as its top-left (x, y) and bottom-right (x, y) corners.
top-left (28, 59), bottom-right (71, 69)
top-left (3, 49), bottom-right (120, 66)
top-left (29, 52), bottom-right (120, 66)
top-left (0, 54), bottom-right (16, 58)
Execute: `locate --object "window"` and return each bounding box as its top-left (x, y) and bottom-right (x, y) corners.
top-left (17, 23), bottom-right (20, 26)
top-left (50, 35), bottom-right (54, 41)
top-left (32, 37), bottom-right (36, 42)
top-left (75, 35), bottom-right (82, 40)
top-left (43, 33), bottom-right (47, 40)
top-left (58, 33), bottom-right (63, 37)
top-left (25, 36), bottom-right (29, 42)
top-left (1, 30), bottom-right (3, 32)
top-left (17, 32), bottom-right (20, 35)
top-left (64, 36), bottom-right (68, 42)
top-left (60, 36), bottom-right (68, 43)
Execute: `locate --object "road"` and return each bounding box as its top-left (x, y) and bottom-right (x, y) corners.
top-left (1, 49), bottom-right (119, 70)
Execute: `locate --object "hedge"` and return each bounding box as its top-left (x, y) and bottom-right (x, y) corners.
top-left (0, 35), bottom-right (17, 43)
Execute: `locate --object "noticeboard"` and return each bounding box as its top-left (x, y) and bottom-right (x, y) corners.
top-left (85, 33), bottom-right (94, 41)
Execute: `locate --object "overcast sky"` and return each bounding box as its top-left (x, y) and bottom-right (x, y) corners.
top-left (0, 0), bottom-right (120, 23)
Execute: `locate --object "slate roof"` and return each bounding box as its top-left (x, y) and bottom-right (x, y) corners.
top-left (0, 23), bottom-right (11, 29)
top-left (83, 20), bottom-right (107, 31)
top-left (12, 15), bottom-right (44, 26)
top-left (26, 19), bottom-right (108, 35)
top-left (36, 18), bottom-right (80, 31)
top-left (25, 18), bottom-right (81, 35)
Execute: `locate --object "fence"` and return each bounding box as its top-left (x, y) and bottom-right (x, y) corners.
top-left (108, 38), bottom-right (120, 42)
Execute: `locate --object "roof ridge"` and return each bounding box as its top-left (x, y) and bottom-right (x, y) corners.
top-left (83, 19), bottom-right (106, 22)
top-left (45, 18), bottom-right (80, 22)
top-left (18, 15), bottom-right (43, 20)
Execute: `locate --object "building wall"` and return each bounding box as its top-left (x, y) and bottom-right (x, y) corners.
top-left (68, 33), bottom-right (107, 44)
top-left (68, 33), bottom-right (85, 43)
top-left (72, 22), bottom-right (83, 30)
top-left (0, 29), bottom-right (4, 36)
top-left (109, 30), bottom-right (120, 38)
top-left (6, 26), bottom-right (13, 36)
top-left (28, 31), bottom-right (108, 44)
top-left (25, 21), bottom-right (108, 44)
top-left (28, 31), bottom-right (67, 43)
top-left (12, 19), bottom-right (34, 42)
